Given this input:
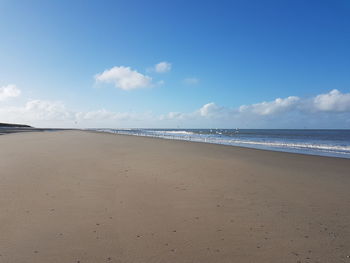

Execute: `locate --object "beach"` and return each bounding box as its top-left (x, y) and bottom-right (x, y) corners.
top-left (0, 130), bottom-right (349, 263)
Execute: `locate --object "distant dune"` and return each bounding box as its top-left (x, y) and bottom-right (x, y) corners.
top-left (0, 122), bottom-right (32, 128)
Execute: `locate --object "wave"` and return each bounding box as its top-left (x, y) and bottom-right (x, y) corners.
top-left (152, 130), bottom-right (195, 135)
top-left (224, 139), bottom-right (350, 153)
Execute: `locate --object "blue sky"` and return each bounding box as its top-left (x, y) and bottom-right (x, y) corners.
top-left (0, 0), bottom-right (350, 128)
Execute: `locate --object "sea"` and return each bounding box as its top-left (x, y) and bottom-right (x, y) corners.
top-left (92, 128), bottom-right (350, 159)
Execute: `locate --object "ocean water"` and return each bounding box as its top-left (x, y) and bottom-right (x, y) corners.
top-left (92, 129), bottom-right (350, 159)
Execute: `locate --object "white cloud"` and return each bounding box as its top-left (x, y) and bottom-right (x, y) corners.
top-left (95, 66), bottom-right (152, 90)
top-left (184, 77), bottom-right (199, 85)
top-left (239, 96), bottom-right (300, 115)
top-left (0, 84), bottom-right (21, 101)
top-left (312, 89), bottom-right (350, 112)
top-left (154, 61), bottom-right (171, 73)
top-left (198, 102), bottom-right (222, 117)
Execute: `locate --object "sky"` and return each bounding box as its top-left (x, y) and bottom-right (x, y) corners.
top-left (0, 0), bottom-right (350, 128)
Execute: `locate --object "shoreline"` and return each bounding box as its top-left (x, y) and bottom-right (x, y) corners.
top-left (1, 130), bottom-right (349, 262)
top-left (89, 129), bottom-right (350, 160)
top-left (3, 128), bottom-right (349, 159)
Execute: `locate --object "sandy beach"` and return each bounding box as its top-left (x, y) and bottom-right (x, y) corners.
top-left (0, 130), bottom-right (349, 263)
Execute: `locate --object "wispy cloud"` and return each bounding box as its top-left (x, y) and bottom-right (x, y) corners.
top-left (0, 99), bottom-right (74, 127)
top-left (183, 77), bottom-right (199, 85)
top-left (0, 84), bottom-right (21, 101)
top-left (0, 99), bottom-right (154, 128)
top-left (154, 61), bottom-right (171, 73)
top-left (95, 66), bottom-right (152, 90)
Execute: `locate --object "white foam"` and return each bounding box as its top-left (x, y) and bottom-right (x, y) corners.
top-left (152, 130), bottom-right (195, 135)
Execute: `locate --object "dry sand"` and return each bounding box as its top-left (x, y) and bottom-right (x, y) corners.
top-left (0, 131), bottom-right (349, 263)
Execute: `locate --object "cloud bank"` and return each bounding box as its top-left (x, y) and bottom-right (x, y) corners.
top-left (0, 89), bottom-right (349, 128)
top-left (236, 90), bottom-right (350, 116)
top-left (160, 89), bottom-right (350, 128)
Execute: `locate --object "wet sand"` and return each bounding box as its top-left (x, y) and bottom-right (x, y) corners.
top-left (0, 130), bottom-right (349, 263)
